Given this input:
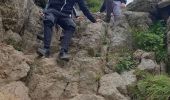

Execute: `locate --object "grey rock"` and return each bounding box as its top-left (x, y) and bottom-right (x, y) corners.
top-left (0, 43), bottom-right (30, 84)
top-left (133, 49), bottom-right (145, 61)
top-left (0, 0), bottom-right (35, 33)
top-left (78, 21), bottom-right (107, 57)
top-left (3, 30), bottom-right (22, 43)
top-left (0, 81), bottom-right (31, 100)
top-left (138, 58), bottom-right (159, 71)
top-left (121, 70), bottom-right (137, 86)
top-left (141, 52), bottom-right (155, 60)
top-left (27, 56), bottom-right (105, 100)
top-left (158, 0), bottom-right (170, 8)
top-left (108, 15), bottom-right (132, 51)
top-left (70, 94), bottom-right (105, 100)
top-left (127, 0), bottom-right (161, 12)
top-left (98, 73), bottom-right (129, 100)
top-left (124, 11), bottom-right (152, 31)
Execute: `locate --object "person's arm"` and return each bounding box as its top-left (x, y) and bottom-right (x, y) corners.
top-left (73, 7), bottom-right (78, 18)
top-left (77, 0), bottom-right (96, 23)
top-left (100, 0), bottom-right (106, 12)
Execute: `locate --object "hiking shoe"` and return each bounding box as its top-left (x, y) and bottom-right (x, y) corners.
top-left (37, 48), bottom-right (50, 57)
top-left (58, 52), bottom-right (70, 61)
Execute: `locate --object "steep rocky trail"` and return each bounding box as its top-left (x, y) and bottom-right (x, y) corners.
top-left (25, 16), bottom-right (135, 100)
top-left (0, 0), bottom-right (170, 100)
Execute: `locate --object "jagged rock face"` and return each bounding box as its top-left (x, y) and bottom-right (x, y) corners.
top-left (0, 81), bottom-right (31, 100)
top-left (75, 20), bottom-right (107, 57)
top-left (124, 11), bottom-right (153, 30)
top-left (98, 72), bottom-right (134, 100)
top-left (133, 50), bottom-right (161, 73)
top-left (70, 94), bottom-right (105, 100)
top-left (127, 0), bottom-right (161, 12)
top-left (0, 43), bottom-right (30, 84)
top-left (0, 0), bottom-right (43, 52)
top-left (1, 0), bottom-right (163, 100)
top-left (108, 15), bottom-right (132, 50)
top-left (0, 0), bottom-right (34, 32)
top-left (127, 0), bottom-right (170, 20)
top-left (27, 56), bottom-right (105, 100)
top-left (158, 0), bottom-right (170, 8)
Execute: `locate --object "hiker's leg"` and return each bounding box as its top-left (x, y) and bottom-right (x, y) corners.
top-left (58, 17), bottom-right (76, 53)
top-left (37, 11), bottom-right (56, 57)
top-left (43, 11), bottom-right (55, 49)
top-left (113, 1), bottom-right (122, 21)
top-left (100, 0), bottom-right (107, 13)
top-left (106, 0), bottom-right (113, 22)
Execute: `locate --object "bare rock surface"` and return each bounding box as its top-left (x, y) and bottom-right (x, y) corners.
top-left (0, 81), bottom-right (31, 100)
top-left (0, 43), bottom-right (30, 84)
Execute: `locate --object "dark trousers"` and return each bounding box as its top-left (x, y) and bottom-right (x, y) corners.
top-left (100, 0), bottom-right (113, 22)
top-left (43, 9), bottom-right (76, 53)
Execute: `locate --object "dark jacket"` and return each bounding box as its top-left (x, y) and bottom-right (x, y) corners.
top-left (45, 0), bottom-right (96, 23)
top-left (100, 0), bottom-right (127, 12)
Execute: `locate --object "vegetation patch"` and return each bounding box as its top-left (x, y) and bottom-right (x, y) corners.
top-left (132, 21), bottom-right (167, 62)
top-left (128, 70), bottom-right (170, 100)
top-left (86, 0), bottom-right (102, 12)
top-left (115, 53), bottom-right (136, 73)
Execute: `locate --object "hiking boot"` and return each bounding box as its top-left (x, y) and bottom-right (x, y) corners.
top-left (58, 51), bottom-right (70, 61)
top-left (37, 48), bottom-right (50, 57)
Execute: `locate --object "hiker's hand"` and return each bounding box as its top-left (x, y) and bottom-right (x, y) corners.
top-left (39, 9), bottom-right (44, 17)
top-left (121, 3), bottom-right (126, 8)
top-left (96, 19), bottom-right (102, 23)
top-left (76, 16), bottom-right (84, 21)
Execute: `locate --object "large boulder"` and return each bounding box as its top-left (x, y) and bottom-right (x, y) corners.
top-left (0, 43), bottom-right (30, 84)
top-left (121, 70), bottom-right (137, 86)
top-left (0, 81), bottom-right (31, 100)
top-left (0, 0), bottom-right (44, 52)
top-left (158, 0), bottom-right (170, 8)
top-left (3, 30), bottom-right (22, 44)
top-left (127, 0), bottom-right (161, 13)
top-left (70, 94), bottom-right (105, 100)
top-left (0, 0), bottom-right (35, 33)
top-left (27, 55), bottom-right (105, 100)
top-left (75, 20), bottom-right (107, 57)
top-left (124, 11), bottom-right (152, 30)
top-left (98, 73), bottom-right (130, 100)
top-left (108, 15), bottom-right (132, 51)
top-left (136, 51), bottom-right (160, 73)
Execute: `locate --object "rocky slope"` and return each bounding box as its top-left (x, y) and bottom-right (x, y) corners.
top-left (0, 0), bottom-right (170, 100)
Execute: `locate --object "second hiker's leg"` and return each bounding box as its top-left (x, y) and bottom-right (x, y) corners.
top-left (113, 1), bottom-right (122, 22)
top-left (37, 11), bottom-right (55, 57)
top-left (43, 12), bottom-right (55, 49)
top-left (106, 0), bottom-right (113, 22)
top-left (58, 17), bottom-right (76, 60)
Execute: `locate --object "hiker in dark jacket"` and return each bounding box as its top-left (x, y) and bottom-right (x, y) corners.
top-left (100, 0), bottom-right (127, 22)
top-left (37, 0), bottom-right (96, 61)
